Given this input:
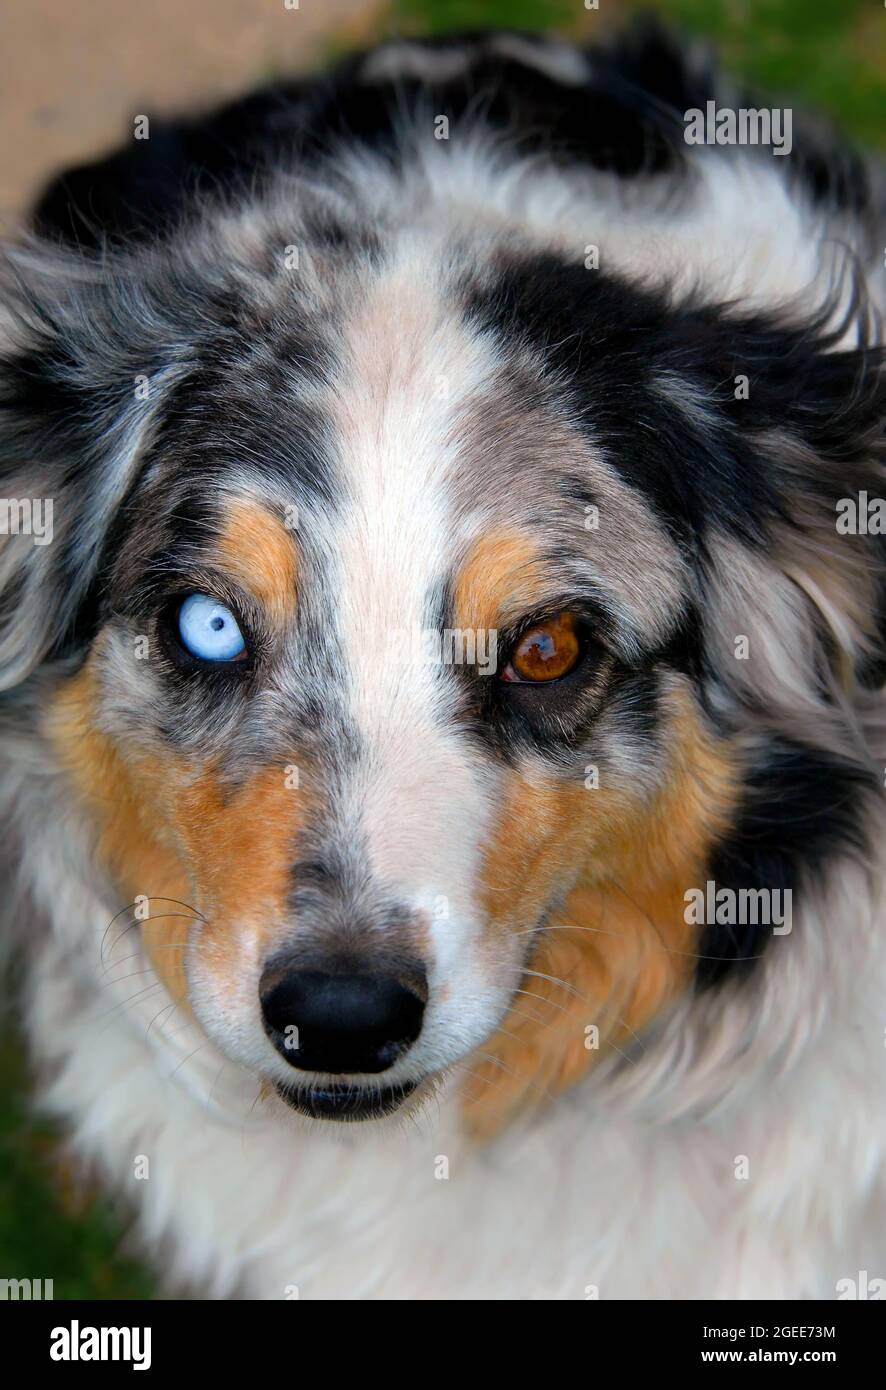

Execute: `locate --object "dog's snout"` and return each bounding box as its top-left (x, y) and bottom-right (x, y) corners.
top-left (260, 964), bottom-right (426, 1074)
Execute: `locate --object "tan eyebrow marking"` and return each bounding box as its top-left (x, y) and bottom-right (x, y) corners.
top-left (454, 529), bottom-right (547, 634)
top-left (215, 499), bottom-right (298, 625)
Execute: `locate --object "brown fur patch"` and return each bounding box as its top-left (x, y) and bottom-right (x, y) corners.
top-left (454, 530), bottom-right (548, 636)
top-left (215, 498), bottom-right (298, 626)
top-left (46, 657), bottom-right (308, 1010)
top-left (462, 692), bottom-right (738, 1138)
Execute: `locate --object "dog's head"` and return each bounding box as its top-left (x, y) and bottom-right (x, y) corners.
top-left (2, 128), bottom-right (884, 1128)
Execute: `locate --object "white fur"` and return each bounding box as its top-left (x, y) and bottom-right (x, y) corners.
top-left (20, 838), bottom-right (886, 1298)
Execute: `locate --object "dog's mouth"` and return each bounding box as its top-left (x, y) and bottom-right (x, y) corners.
top-left (273, 1078), bottom-right (418, 1122)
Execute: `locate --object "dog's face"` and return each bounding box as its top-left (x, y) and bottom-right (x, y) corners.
top-left (2, 174), bottom-right (883, 1126)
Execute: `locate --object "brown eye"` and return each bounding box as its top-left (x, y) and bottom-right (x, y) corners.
top-left (502, 612), bottom-right (582, 683)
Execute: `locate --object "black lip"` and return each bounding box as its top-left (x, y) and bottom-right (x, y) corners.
top-left (274, 1079), bottom-right (417, 1122)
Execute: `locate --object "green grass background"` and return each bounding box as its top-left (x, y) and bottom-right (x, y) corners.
top-left (2, 0), bottom-right (883, 1300)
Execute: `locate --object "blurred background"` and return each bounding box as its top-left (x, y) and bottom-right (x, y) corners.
top-left (1, 0), bottom-right (883, 1297)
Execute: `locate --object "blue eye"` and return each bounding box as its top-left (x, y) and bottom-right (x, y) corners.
top-left (177, 593), bottom-right (246, 662)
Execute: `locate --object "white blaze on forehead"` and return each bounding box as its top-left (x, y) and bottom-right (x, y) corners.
top-left (326, 241), bottom-right (495, 912)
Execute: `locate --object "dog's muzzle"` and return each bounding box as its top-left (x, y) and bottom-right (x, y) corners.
top-left (260, 957), bottom-right (427, 1119)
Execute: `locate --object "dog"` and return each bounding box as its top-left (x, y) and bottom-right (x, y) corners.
top-left (1, 21), bottom-right (885, 1299)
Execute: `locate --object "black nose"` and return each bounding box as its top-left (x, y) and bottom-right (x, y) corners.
top-left (260, 966), bottom-right (426, 1074)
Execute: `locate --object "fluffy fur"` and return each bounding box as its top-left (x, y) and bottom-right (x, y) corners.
top-left (2, 23), bottom-right (886, 1298)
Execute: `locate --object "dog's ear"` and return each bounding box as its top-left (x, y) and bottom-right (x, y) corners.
top-left (678, 296), bottom-right (886, 718)
top-left (31, 78), bottom-right (316, 252)
top-left (0, 243), bottom-right (178, 690)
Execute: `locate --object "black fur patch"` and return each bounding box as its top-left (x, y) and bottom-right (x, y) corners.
top-left (464, 247), bottom-right (885, 560)
top-left (34, 18), bottom-right (880, 260)
top-left (29, 24), bottom-right (703, 250)
top-left (462, 256), bottom-right (778, 548)
top-left (697, 738), bottom-right (878, 985)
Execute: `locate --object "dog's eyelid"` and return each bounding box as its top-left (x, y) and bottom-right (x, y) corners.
top-left (503, 600), bottom-right (608, 654)
top-left (125, 560), bottom-right (257, 626)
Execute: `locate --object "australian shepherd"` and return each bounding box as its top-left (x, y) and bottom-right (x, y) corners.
top-left (2, 22), bottom-right (885, 1299)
